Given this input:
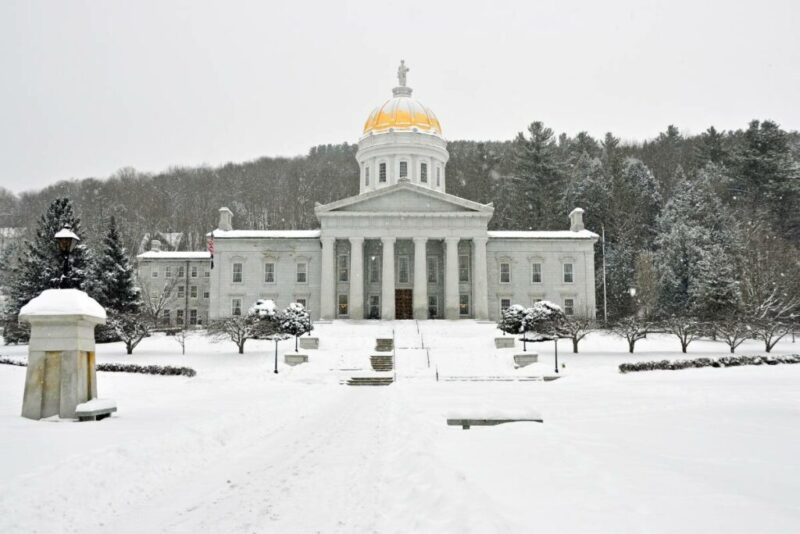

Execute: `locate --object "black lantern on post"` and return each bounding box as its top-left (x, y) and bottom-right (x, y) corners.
top-left (54, 225), bottom-right (80, 289)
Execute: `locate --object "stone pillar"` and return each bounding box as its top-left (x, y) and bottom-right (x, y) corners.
top-left (472, 236), bottom-right (489, 320)
top-left (349, 237), bottom-right (364, 319)
top-left (413, 237), bottom-right (428, 320)
top-left (320, 237), bottom-right (336, 320)
top-left (444, 237), bottom-right (460, 319)
top-left (19, 289), bottom-right (106, 420)
top-left (381, 237), bottom-right (396, 320)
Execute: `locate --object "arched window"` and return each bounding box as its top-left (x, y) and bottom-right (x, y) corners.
top-left (399, 161), bottom-right (408, 179)
top-left (379, 163), bottom-right (387, 183)
top-left (365, 166), bottom-right (370, 186)
top-left (436, 167), bottom-right (441, 187)
top-left (420, 163), bottom-right (428, 183)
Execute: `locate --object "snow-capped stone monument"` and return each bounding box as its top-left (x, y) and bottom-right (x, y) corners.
top-left (19, 289), bottom-right (107, 420)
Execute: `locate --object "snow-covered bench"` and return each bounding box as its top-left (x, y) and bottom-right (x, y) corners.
top-left (446, 409), bottom-right (543, 430)
top-left (75, 399), bottom-right (117, 422)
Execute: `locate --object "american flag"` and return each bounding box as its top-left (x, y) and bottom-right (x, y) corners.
top-left (207, 234), bottom-right (215, 269)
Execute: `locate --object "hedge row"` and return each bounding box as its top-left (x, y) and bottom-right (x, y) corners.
top-left (619, 354), bottom-right (800, 374)
top-left (0, 356), bottom-right (196, 377)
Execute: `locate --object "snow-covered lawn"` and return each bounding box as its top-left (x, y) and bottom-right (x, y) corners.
top-left (1, 322), bottom-right (798, 533)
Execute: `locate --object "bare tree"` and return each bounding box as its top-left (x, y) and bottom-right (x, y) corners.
top-left (752, 320), bottom-right (792, 353)
top-left (207, 315), bottom-right (268, 354)
top-left (663, 315), bottom-right (702, 353)
top-left (137, 275), bottom-right (179, 328)
top-left (560, 316), bottom-right (595, 353)
top-left (173, 329), bottom-right (189, 355)
top-left (714, 318), bottom-right (752, 354)
top-left (107, 311), bottom-right (150, 355)
top-left (611, 316), bottom-right (650, 353)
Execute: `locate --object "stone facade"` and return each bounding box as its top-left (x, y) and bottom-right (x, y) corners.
top-left (204, 66), bottom-right (598, 322)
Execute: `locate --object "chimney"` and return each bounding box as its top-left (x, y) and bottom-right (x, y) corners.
top-left (150, 239), bottom-right (162, 252)
top-left (569, 208), bottom-right (585, 232)
top-left (218, 207), bottom-right (233, 231)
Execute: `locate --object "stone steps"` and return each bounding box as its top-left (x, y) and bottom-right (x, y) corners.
top-left (374, 338), bottom-right (394, 352)
top-left (370, 355), bottom-right (394, 372)
top-left (346, 376), bottom-right (394, 386)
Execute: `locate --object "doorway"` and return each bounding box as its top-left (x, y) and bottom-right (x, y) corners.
top-left (395, 289), bottom-right (413, 319)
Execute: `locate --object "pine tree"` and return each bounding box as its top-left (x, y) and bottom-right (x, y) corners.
top-left (3, 198), bottom-right (91, 344)
top-left (511, 121), bottom-right (565, 230)
top-left (279, 302), bottom-right (313, 351)
top-left (91, 216), bottom-right (139, 313)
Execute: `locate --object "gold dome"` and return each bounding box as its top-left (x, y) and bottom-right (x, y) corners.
top-left (363, 95), bottom-right (442, 136)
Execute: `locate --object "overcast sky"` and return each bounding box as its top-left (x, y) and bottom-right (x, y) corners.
top-left (1, 0), bottom-right (798, 193)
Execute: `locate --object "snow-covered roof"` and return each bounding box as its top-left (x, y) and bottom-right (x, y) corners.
top-left (137, 251), bottom-right (211, 260)
top-left (488, 230), bottom-right (599, 240)
top-left (209, 230), bottom-right (321, 239)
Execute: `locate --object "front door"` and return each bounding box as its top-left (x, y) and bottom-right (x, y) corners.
top-left (395, 289), bottom-right (413, 319)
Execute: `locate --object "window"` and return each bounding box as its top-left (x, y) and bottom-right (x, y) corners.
top-left (365, 166), bottom-right (370, 186)
top-left (176, 309), bottom-right (184, 323)
top-left (563, 263), bottom-right (574, 284)
top-left (177, 266), bottom-right (185, 278)
top-left (500, 298), bottom-right (511, 314)
top-left (564, 298), bottom-right (575, 316)
top-left (231, 298), bottom-right (242, 316)
top-left (204, 270), bottom-right (210, 277)
top-left (428, 296), bottom-right (438, 319)
top-left (203, 290), bottom-right (209, 299)
top-left (190, 285), bottom-right (197, 299)
top-left (338, 255), bottom-right (349, 282)
top-left (368, 295), bottom-right (380, 319)
top-left (420, 162), bottom-right (428, 183)
top-left (151, 267), bottom-right (159, 278)
top-left (296, 298), bottom-right (307, 308)
top-left (296, 262), bottom-right (307, 283)
top-left (398, 256), bottom-right (409, 284)
top-left (532, 263), bottom-right (542, 284)
top-left (232, 263), bottom-right (243, 283)
top-left (458, 254), bottom-right (470, 283)
top-left (163, 309), bottom-right (171, 325)
top-left (165, 266), bottom-right (172, 278)
top-left (368, 256), bottom-right (381, 283)
top-left (399, 161), bottom-right (408, 178)
top-left (500, 262), bottom-right (511, 283)
top-left (459, 294), bottom-right (470, 316)
top-left (177, 285), bottom-right (185, 299)
top-left (436, 167), bottom-right (441, 187)
top-left (264, 262), bottom-right (275, 283)
top-left (189, 309), bottom-right (198, 325)
top-left (427, 256), bottom-right (438, 283)
top-left (191, 266), bottom-right (198, 278)
top-left (338, 294), bottom-right (348, 317)
top-left (379, 163), bottom-right (387, 183)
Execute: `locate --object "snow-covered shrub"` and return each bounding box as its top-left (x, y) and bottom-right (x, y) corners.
top-left (497, 305), bottom-right (526, 336)
top-left (279, 302), bottom-right (313, 352)
top-left (619, 354), bottom-right (800, 373)
top-left (0, 357), bottom-right (196, 377)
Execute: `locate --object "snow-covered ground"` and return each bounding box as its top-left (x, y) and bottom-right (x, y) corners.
top-left (1, 322), bottom-right (799, 533)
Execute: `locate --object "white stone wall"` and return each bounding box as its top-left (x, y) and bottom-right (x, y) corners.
top-left (486, 238), bottom-right (597, 321)
top-left (209, 238), bottom-right (322, 320)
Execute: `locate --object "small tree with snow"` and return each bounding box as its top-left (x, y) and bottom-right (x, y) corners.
top-left (751, 320), bottom-right (792, 353)
top-left (497, 304), bottom-right (526, 337)
top-left (612, 316), bottom-right (650, 353)
top-left (107, 311), bottom-right (150, 355)
top-left (662, 315), bottom-right (702, 353)
top-left (561, 315), bottom-right (595, 353)
top-left (279, 302), bottom-right (313, 351)
top-left (714, 317), bottom-right (752, 354)
top-left (520, 301), bottom-right (566, 351)
top-left (208, 315), bottom-right (260, 354)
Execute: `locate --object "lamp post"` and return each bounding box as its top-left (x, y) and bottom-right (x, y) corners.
top-left (629, 287), bottom-right (637, 318)
top-left (268, 333), bottom-right (291, 374)
top-left (54, 225), bottom-right (80, 289)
top-left (553, 322), bottom-right (559, 374)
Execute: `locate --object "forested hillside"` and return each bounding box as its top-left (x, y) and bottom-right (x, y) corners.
top-left (1, 119), bottom-right (798, 319)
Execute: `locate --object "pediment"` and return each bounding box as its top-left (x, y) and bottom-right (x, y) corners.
top-left (315, 182), bottom-right (493, 215)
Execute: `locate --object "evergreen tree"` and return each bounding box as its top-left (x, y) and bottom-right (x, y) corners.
top-left (511, 121), bottom-right (565, 230)
top-left (4, 198), bottom-right (91, 343)
top-left (91, 216), bottom-right (139, 313)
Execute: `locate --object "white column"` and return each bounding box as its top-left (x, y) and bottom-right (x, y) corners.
top-left (472, 237), bottom-right (489, 320)
top-left (349, 237), bottom-right (364, 319)
top-left (413, 237), bottom-right (428, 320)
top-left (381, 237), bottom-right (396, 320)
top-left (320, 237), bottom-right (336, 320)
top-left (444, 237), bottom-right (460, 320)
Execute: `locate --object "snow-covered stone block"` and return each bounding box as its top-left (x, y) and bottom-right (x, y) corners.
top-left (514, 353), bottom-right (538, 367)
top-left (495, 337), bottom-right (515, 349)
top-left (284, 354), bottom-right (308, 366)
top-left (299, 337), bottom-right (319, 350)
